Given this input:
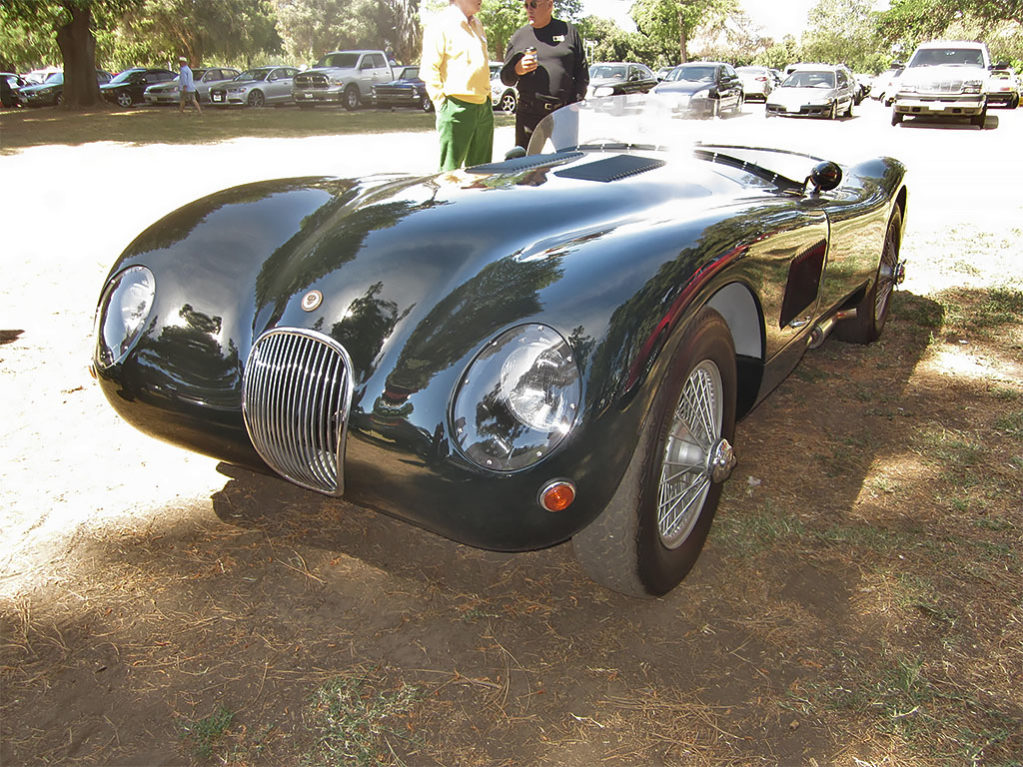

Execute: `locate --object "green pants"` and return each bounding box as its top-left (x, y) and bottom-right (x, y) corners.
top-left (436, 96), bottom-right (494, 171)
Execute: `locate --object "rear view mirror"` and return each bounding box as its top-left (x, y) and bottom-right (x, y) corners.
top-left (807, 161), bottom-right (842, 194)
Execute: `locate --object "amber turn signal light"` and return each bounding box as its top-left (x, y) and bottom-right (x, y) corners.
top-left (539, 479), bottom-right (576, 512)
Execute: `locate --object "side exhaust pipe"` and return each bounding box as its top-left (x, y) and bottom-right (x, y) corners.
top-left (809, 309), bottom-right (857, 349)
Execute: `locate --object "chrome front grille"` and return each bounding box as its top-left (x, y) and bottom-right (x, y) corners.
top-left (294, 73), bottom-right (328, 89)
top-left (242, 328), bottom-right (354, 495)
top-left (919, 79), bottom-right (963, 94)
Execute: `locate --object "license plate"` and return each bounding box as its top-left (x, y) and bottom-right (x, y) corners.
top-left (930, 103), bottom-right (945, 110)
top-left (212, 93), bottom-right (222, 102)
top-left (303, 92), bottom-right (312, 99)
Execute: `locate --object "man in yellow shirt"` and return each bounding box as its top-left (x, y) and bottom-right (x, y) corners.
top-left (420, 0), bottom-right (494, 171)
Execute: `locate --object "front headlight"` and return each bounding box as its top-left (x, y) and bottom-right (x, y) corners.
top-left (591, 85), bottom-right (614, 98)
top-left (963, 80), bottom-right (982, 94)
top-left (691, 88), bottom-right (712, 100)
top-left (95, 266), bottom-right (155, 369)
top-left (451, 324), bottom-right (581, 472)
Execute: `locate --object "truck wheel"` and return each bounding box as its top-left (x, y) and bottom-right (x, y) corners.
top-left (970, 106), bottom-right (987, 128)
top-left (891, 110), bottom-right (903, 126)
top-left (343, 85), bottom-right (360, 111)
top-left (572, 309), bottom-right (737, 597)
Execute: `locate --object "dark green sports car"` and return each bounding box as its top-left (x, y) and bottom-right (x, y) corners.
top-left (92, 95), bottom-right (908, 596)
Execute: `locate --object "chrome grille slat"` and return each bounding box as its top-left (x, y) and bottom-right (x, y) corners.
top-left (242, 328), bottom-right (354, 496)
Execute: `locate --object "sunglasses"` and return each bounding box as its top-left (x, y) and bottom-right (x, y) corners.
top-left (523, 0), bottom-right (543, 7)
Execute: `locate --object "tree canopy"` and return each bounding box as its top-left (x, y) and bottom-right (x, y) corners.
top-left (2, 0), bottom-right (1021, 110)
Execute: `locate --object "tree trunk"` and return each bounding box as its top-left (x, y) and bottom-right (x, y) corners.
top-left (678, 10), bottom-right (688, 63)
top-left (56, 4), bottom-right (102, 109)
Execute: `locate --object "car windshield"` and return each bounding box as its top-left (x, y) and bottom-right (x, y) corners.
top-left (520, 93), bottom-right (841, 186)
top-left (317, 53), bottom-right (359, 69)
top-left (908, 48), bottom-right (984, 67)
top-left (783, 71), bottom-right (835, 88)
top-left (590, 64), bottom-right (627, 80)
top-left (110, 70), bottom-right (145, 84)
top-left (238, 69), bottom-right (270, 81)
top-left (665, 65), bottom-right (716, 82)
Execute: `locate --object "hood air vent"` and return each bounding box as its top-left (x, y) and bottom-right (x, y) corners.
top-left (554, 154), bottom-right (666, 183)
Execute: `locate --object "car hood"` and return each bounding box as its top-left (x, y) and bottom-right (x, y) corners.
top-left (110, 153), bottom-right (771, 390)
top-left (899, 64), bottom-right (987, 86)
top-left (653, 81), bottom-right (715, 95)
top-left (769, 86), bottom-right (838, 104)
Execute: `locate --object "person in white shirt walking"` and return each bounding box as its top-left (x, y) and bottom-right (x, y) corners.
top-left (178, 56), bottom-right (201, 115)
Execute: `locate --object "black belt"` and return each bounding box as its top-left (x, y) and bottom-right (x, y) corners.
top-left (522, 96), bottom-right (570, 112)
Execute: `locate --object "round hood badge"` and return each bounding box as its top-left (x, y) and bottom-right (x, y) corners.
top-left (301, 290), bottom-right (323, 312)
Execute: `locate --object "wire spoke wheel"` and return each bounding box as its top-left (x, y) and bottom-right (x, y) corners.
top-left (658, 360), bottom-right (722, 548)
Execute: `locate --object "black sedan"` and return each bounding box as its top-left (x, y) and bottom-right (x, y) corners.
top-left (101, 67), bottom-right (176, 107)
top-left (653, 61), bottom-right (744, 117)
top-left (16, 69), bottom-right (113, 107)
top-left (91, 94), bottom-right (908, 597)
top-left (371, 65), bottom-right (433, 112)
top-left (587, 62), bottom-right (658, 98)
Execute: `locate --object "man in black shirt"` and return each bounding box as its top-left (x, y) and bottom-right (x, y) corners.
top-left (500, 0), bottom-right (589, 150)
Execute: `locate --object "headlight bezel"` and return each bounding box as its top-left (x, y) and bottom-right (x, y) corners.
top-left (450, 323), bottom-right (582, 474)
top-left (94, 265), bottom-right (156, 370)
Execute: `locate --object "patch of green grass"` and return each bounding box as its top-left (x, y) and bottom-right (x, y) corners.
top-left (789, 650), bottom-right (1019, 764)
top-left (306, 671), bottom-right (421, 767)
top-left (181, 705), bottom-right (235, 760)
top-left (994, 409), bottom-right (1023, 439)
top-left (893, 573), bottom-right (958, 630)
top-left (715, 501), bottom-right (807, 557)
top-left (893, 292), bottom-right (944, 330)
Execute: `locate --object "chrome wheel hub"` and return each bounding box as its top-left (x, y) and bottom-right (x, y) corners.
top-left (657, 360), bottom-right (725, 549)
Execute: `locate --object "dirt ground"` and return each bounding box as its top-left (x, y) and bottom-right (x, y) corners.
top-left (1, 102), bottom-right (1021, 766)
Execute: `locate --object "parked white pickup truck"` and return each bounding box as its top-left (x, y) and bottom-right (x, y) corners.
top-left (293, 50), bottom-right (394, 110)
top-left (891, 40), bottom-right (998, 128)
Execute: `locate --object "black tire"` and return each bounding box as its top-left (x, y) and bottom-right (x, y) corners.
top-left (970, 106), bottom-right (987, 128)
top-left (835, 208), bottom-right (903, 344)
top-left (116, 91), bottom-right (133, 107)
top-left (420, 93), bottom-right (434, 112)
top-left (343, 85), bottom-right (360, 111)
top-left (845, 98), bottom-right (853, 118)
top-left (247, 89), bottom-right (265, 107)
top-left (827, 101), bottom-right (837, 120)
top-left (891, 110), bottom-right (903, 126)
top-left (573, 309), bottom-right (738, 597)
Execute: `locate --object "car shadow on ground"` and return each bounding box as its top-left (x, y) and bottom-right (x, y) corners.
top-left (11, 289), bottom-right (994, 767)
top-left (894, 113), bottom-right (1000, 130)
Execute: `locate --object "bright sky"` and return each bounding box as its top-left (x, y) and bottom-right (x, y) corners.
top-left (580, 0), bottom-right (817, 39)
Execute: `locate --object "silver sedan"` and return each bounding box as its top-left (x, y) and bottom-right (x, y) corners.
top-left (209, 67), bottom-right (300, 107)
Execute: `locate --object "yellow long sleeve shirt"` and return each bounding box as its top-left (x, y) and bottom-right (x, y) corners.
top-left (420, 4), bottom-right (491, 105)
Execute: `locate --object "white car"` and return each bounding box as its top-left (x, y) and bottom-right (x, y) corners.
top-left (871, 67), bottom-right (904, 106)
top-left (987, 68), bottom-right (1020, 109)
top-left (735, 66), bottom-right (774, 101)
top-left (766, 65), bottom-right (857, 119)
top-left (491, 76), bottom-right (518, 113)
